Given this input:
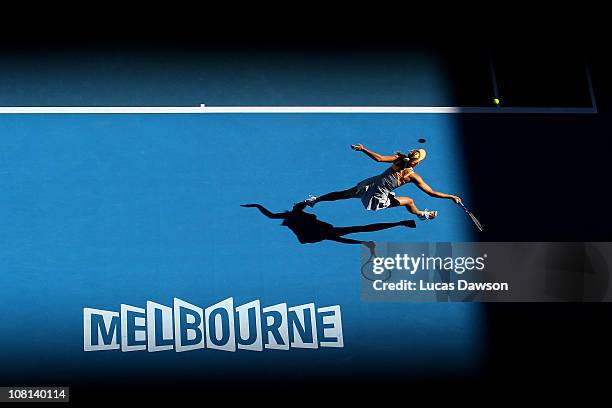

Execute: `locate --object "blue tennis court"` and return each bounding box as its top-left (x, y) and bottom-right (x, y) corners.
top-left (0, 112), bottom-right (482, 382)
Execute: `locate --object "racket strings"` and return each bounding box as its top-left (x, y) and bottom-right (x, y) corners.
top-left (469, 212), bottom-right (484, 232)
top-left (460, 202), bottom-right (484, 232)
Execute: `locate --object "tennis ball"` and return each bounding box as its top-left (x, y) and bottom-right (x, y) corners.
top-left (493, 98), bottom-right (500, 105)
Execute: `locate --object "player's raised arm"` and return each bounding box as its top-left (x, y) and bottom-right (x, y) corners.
top-left (410, 173), bottom-right (462, 203)
top-left (351, 144), bottom-right (398, 163)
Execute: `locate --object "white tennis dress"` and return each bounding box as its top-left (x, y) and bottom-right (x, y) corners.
top-left (355, 165), bottom-right (414, 211)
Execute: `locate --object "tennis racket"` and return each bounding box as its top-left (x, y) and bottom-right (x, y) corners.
top-left (459, 202), bottom-right (484, 232)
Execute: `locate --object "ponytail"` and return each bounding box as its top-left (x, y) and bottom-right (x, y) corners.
top-left (394, 151), bottom-right (411, 169)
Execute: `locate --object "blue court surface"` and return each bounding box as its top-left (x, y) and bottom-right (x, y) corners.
top-left (0, 113), bottom-right (482, 381)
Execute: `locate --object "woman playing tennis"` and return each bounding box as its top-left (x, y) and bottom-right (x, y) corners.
top-left (303, 144), bottom-right (462, 220)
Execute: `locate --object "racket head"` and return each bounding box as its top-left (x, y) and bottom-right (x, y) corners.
top-left (469, 212), bottom-right (484, 232)
top-left (459, 202), bottom-right (484, 232)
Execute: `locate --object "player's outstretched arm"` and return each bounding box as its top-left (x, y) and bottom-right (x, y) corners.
top-left (351, 144), bottom-right (398, 163)
top-left (411, 174), bottom-right (462, 203)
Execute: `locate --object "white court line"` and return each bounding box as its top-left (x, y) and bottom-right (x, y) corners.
top-left (0, 106), bottom-right (206, 114)
top-left (0, 105), bottom-right (598, 114)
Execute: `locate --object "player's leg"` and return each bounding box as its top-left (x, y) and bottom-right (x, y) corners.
top-left (304, 186), bottom-right (360, 207)
top-left (390, 196), bottom-right (437, 220)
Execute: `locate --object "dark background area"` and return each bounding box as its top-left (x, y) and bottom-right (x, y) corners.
top-left (1, 13), bottom-right (610, 401)
top-left (0, 25), bottom-right (598, 109)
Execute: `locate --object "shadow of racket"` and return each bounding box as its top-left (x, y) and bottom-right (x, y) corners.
top-left (360, 243), bottom-right (392, 281)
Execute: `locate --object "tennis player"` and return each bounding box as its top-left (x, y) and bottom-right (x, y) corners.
top-left (302, 144), bottom-right (462, 220)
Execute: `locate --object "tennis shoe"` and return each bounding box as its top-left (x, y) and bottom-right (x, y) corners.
top-left (418, 209), bottom-right (438, 220)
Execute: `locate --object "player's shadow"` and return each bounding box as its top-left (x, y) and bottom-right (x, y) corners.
top-left (241, 202), bottom-right (415, 252)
